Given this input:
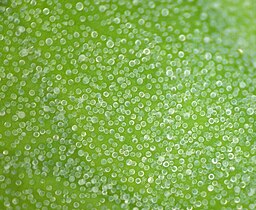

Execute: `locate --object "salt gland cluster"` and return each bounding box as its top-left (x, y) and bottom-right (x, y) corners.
top-left (0, 0), bottom-right (256, 209)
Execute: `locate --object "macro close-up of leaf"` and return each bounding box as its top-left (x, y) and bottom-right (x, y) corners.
top-left (0, 0), bottom-right (256, 209)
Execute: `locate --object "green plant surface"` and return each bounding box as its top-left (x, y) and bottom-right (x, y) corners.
top-left (1, 0), bottom-right (256, 209)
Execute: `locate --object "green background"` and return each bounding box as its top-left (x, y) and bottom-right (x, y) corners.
top-left (1, 0), bottom-right (256, 209)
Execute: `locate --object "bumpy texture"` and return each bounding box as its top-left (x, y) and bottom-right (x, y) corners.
top-left (0, 0), bottom-right (256, 209)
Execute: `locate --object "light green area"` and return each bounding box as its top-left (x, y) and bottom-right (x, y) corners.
top-left (0, 0), bottom-right (256, 209)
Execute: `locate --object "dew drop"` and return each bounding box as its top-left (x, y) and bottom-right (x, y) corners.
top-left (106, 40), bottom-right (114, 48)
top-left (161, 8), bottom-right (169, 16)
top-left (76, 2), bottom-right (84, 11)
top-left (208, 185), bottom-right (214, 192)
top-left (205, 52), bottom-right (212, 60)
top-left (17, 111), bottom-right (25, 119)
top-left (46, 38), bottom-right (53, 46)
top-left (247, 108), bottom-right (254, 116)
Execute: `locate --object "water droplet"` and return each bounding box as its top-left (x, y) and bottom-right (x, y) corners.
top-left (208, 185), bottom-right (214, 191)
top-left (72, 125), bottom-right (78, 131)
top-left (166, 69), bottom-right (173, 77)
top-left (17, 111), bottom-right (25, 119)
top-left (106, 40), bottom-right (114, 48)
top-left (205, 52), bottom-right (212, 60)
top-left (137, 78), bottom-right (143, 85)
top-left (76, 2), bottom-right (84, 11)
top-left (247, 108), bottom-right (254, 115)
top-left (161, 8), bottom-right (169, 16)
top-left (46, 38), bottom-right (53, 46)
top-left (148, 177), bottom-right (154, 183)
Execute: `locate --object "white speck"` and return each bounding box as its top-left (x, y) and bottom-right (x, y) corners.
top-left (178, 51), bottom-right (184, 58)
top-left (91, 31), bottom-right (98, 38)
top-left (167, 134), bottom-right (173, 140)
top-left (247, 108), bottom-right (254, 116)
top-left (204, 37), bottom-right (211, 43)
top-left (18, 26), bottom-right (25, 33)
top-left (46, 38), bottom-right (53, 46)
top-left (19, 49), bottom-right (28, 57)
top-left (78, 179), bottom-right (85, 185)
top-left (83, 77), bottom-right (90, 84)
top-left (76, 2), bottom-right (84, 11)
top-left (166, 69), bottom-right (173, 77)
top-left (143, 48), bottom-right (151, 55)
top-left (53, 87), bottom-right (60, 94)
top-left (208, 185), bottom-right (214, 191)
top-left (148, 177), bottom-right (154, 183)
top-left (0, 110), bottom-right (6, 116)
top-left (238, 48), bottom-right (244, 54)
top-left (43, 8), bottom-right (50, 15)
top-left (106, 40), bottom-right (114, 48)
top-left (17, 111), bottom-right (26, 119)
top-left (184, 70), bottom-right (190, 76)
top-left (226, 109), bottom-right (232, 115)
top-left (137, 78), bottom-right (143, 85)
top-left (205, 52), bottom-right (212, 60)
top-left (216, 80), bottom-right (222, 87)
top-left (239, 81), bottom-right (246, 88)
top-left (179, 34), bottom-right (186, 42)
top-left (168, 108), bottom-right (175, 114)
top-left (161, 8), bottom-right (169, 16)
top-left (78, 54), bottom-right (86, 62)
top-left (158, 156), bottom-right (165, 162)
top-left (0, 175), bottom-right (5, 182)
top-left (72, 125), bottom-right (78, 131)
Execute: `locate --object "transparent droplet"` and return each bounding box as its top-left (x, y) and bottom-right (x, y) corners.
top-left (205, 52), bottom-right (212, 60)
top-left (143, 48), bottom-right (151, 55)
top-left (247, 108), bottom-right (254, 115)
top-left (161, 8), bottom-right (169, 16)
top-left (208, 185), bottom-right (214, 192)
top-left (137, 78), bottom-right (143, 85)
top-left (46, 38), bottom-right (53, 46)
top-left (179, 34), bottom-right (186, 42)
top-left (72, 125), bottom-right (78, 131)
top-left (17, 111), bottom-right (25, 119)
top-left (148, 177), bottom-right (154, 183)
top-left (166, 69), bottom-right (173, 77)
top-left (106, 40), bottom-right (114, 48)
top-left (76, 2), bottom-right (84, 11)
